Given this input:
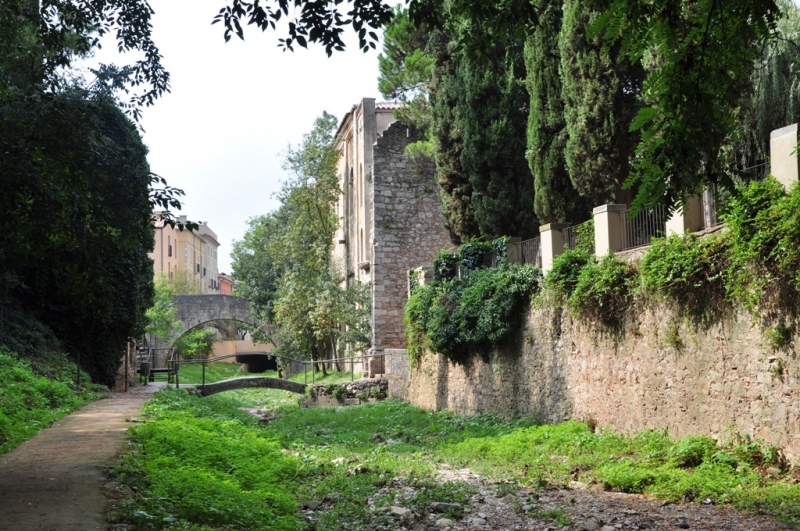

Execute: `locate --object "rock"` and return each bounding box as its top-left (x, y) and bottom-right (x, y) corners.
top-left (390, 505), bottom-right (412, 517)
top-left (304, 500), bottom-right (321, 510)
top-left (104, 482), bottom-right (134, 496)
top-left (569, 480), bottom-right (589, 490)
top-left (600, 526), bottom-right (616, 531)
top-left (435, 518), bottom-right (454, 528)
top-left (702, 498), bottom-right (713, 505)
top-left (470, 517), bottom-right (486, 525)
top-left (522, 504), bottom-right (537, 512)
top-left (582, 519), bottom-right (601, 531)
top-left (331, 457), bottom-right (347, 464)
top-left (766, 467), bottom-right (782, 478)
top-left (430, 502), bottom-right (461, 513)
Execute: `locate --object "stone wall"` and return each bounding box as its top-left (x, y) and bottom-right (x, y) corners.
top-left (371, 123), bottom-right (453, 351)
top-left (392, 306), bottom-right (800, 462)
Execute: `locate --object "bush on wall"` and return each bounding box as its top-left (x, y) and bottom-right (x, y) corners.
top-left (568, 254), bottom-right (638, 329)
top-left (405, 238), bottom-right (542, 363)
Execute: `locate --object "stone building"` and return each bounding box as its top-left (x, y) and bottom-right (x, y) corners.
top-left (150, 214), bottom-right (221, 294)
top-left (333, 98), bottom-right (452, 372)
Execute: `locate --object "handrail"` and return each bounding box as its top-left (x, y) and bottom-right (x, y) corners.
top-left (175, 351), bottom-right (394, 389)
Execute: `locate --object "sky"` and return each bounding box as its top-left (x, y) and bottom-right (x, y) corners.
top-left (85, 1), bottom-right (383, 274)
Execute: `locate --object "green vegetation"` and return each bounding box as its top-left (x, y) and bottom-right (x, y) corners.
top-left (110, 391), bottom-right (800, 529)
top-left (405, 242), bottom-right (541, 363)
top-left (231, 114), bottom-right (371, 364)
top-left (568, 254), bottom-right (637, 329)
top-left (0, 348), bottom-right (103, 454)
top-left (537, 179), bottom-right (800, 340)
top-left (525, 0), bottom-right (590, 224)
top-left (558, 0), bottom-right (642, 206)
top-left (173, 329), bottom-right (216, 360)
top-left (177, 362), bottom-right (247, 384)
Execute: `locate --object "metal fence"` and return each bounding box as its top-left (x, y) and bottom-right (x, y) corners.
top-left (737, 161), bottom-right (771, 183)
top-left (620, 204), bottom-right (667, 251)
top-left (562, 222), bottom-right (594, 254)
top-left (519, 236), bottom-right (542, 268)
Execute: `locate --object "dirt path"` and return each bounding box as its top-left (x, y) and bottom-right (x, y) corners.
top-left (0, 383), bottom-right (163, 531)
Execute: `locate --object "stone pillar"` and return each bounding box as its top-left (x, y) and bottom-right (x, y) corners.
top-left (665, 196), bottom-right (704, 236)
top-left (593, 204), bottom-right (627, 256)
top-left (770, 123), bottom-right (799, 190)
top-left (408, 266), bottom-right (434, 297)
top-left (540, 223), bottom-right (570, 275)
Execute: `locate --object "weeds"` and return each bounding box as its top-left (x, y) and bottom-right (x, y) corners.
top-left (0, 347), bottom-right (102, 454)
top-left (111, 393), bottom-right (800, 530)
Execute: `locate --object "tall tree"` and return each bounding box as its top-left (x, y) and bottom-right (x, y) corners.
top-left (429, 14), bottom-right (538, 242)
top-left (429, 29), bottom-right (478, 242)
top-left (559, 0), bottom-right (643, 206)
top-left (525, 0), bottom-right (590, 224)
top-left (231, 114), bottom-right (371, 364)
top-left (730, 0), bottom-right (800, 169)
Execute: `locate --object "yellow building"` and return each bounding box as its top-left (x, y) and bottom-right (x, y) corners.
top-left (150, 214), bottom-right (220, 294)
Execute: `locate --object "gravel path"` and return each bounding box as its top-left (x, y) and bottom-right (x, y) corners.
top-left (0, 383), bottom-right (159, 531)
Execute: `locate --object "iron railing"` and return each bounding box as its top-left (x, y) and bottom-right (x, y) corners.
top-left (620, 204), bottom-right (667, 251)
top-left (519, 236), bottom-right (542, 268)
top-left (562, 222), bottom-right (594, 254)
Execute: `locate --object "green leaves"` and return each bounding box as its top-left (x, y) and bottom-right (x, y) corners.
top-left (405, 263), bottom-right (542, 363)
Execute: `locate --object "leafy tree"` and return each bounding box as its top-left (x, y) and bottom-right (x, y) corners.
top-left (730, 0), bottom-right (800, 169)
top-left (378, 6), bottom-right (435, 158)
top-left (231, 114), bottom-right (371, 366)
top-left (0, 89), bottom-right (157, 386)
top-left (145, 277), bottom-right (180, 348)
top-left (558, 0), bottom-right (643, 206)
top-left (525, 0), bottom-right (590, 224)
top-left (591, 0), bottom-right (781, 212)
top-left (173, 329), bottom-right (216, 360)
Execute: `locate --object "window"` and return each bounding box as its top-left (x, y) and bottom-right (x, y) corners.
top-left (168, 244), bottom-right (172, 257)
top-left (203, 267), bottom-right (206, 277)
top-left (196, 263), bottom-right (200, 273)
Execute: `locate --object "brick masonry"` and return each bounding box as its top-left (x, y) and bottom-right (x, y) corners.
top-left (371, 123), bottom-right (452, 351)
top-left (390, 306), bottom-right (800, 462)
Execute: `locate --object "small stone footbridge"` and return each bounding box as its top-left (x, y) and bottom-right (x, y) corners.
top-left (198, 376), bottom-right (306, 396)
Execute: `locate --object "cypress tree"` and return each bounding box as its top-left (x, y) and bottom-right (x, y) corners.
top-left (429, 30), bottom-right (479, 242)
top-left (525, 0), bottom-right (590, 224)
top-left (558, 0), bottom-right (643, 206)
top-left (431, 24), bottom-right (537, 242)
top-left (459, 36), bottom-right (537, 240)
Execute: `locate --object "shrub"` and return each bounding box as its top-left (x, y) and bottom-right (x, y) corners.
top-left (173, 328), bottom-right (216, 359)
top-left (404, 284), bottom-right (438, 362)
top-left (640, 233), bottom-right (730, 322)
top-left (458, 240), bottom-right (494, 272)
top-left (433, 249), bottom-right (459, 281)
top-left (546, 249), bottom-right (592, 300)
top-left (568, 254), bottom-right (638, 328)
top-left (723, 177), bottom-right (800, 313)
top-left (406, 265), bottom-right (542, 363)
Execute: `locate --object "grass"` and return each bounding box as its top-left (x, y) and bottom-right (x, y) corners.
top-left (0, 347), bottom-right (105, 454)
top-left (176, 361), bottom-right (247, 384)
top-left (109, 389), bottom-right (800, 530)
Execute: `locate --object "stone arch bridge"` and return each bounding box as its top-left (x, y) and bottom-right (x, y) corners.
top-left (172, 294), bottom-right (254, 336)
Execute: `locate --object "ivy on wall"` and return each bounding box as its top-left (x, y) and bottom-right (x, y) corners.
top-left (410, 178), bottom-right (800, 365)
top-left (405, 239), bottom-right (541, 363)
